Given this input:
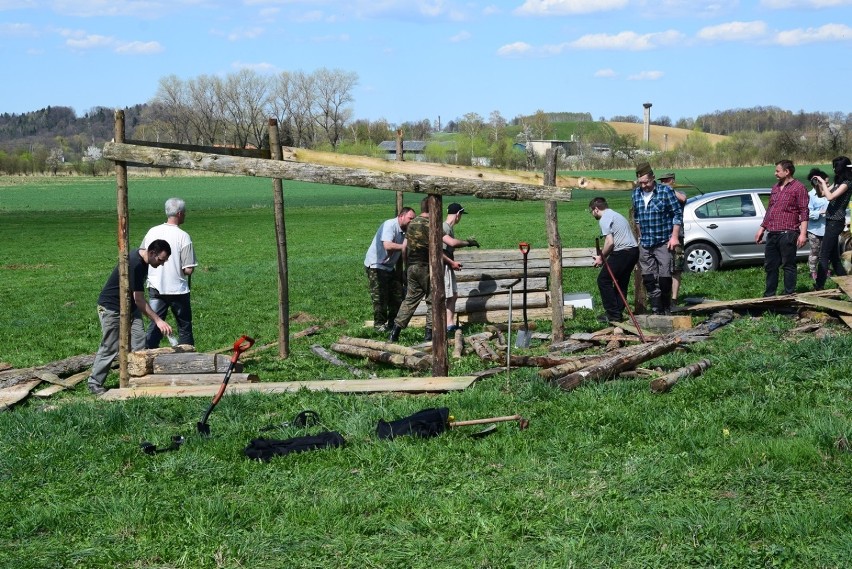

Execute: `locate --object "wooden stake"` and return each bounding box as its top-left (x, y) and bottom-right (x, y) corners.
top-left (650, 359), bottom-right (712, 394)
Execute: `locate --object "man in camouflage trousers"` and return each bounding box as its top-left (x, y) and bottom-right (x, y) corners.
top-left (364, 207), bottom-right (416, 332)
top-left (389, 198), bottom-right (460, 342)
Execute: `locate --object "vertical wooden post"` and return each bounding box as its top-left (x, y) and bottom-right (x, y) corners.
top-left (268, 118), bottom-right (290, 357)
top-left (428, 194), bottom-right (448, 376)
top-left (114, 110), bottom-right (131, 388)
top-left (396, 129), bottom-right (404, 161)
top-left (629, 204), bottom-right (647, 314)
top-left (544, 148), bottom-right (564, 342)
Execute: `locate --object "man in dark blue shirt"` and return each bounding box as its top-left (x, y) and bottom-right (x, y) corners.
top-left (88, 240), bottom-right (173, 394)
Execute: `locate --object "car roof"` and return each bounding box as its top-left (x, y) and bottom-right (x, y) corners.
top-left (686, 188), bottom-right (770, 204)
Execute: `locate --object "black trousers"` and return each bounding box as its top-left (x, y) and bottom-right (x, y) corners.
top-left (763, 231), bottom-right (799, 296)
top-left (815, 219), bottom-right (848, 290)
top-left (598, 247), bottom-right (639, 319)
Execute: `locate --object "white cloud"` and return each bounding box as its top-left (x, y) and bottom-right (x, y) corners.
top-left (698, 21), bottom-right (768, 41)
top-left (482, 4), bottom-right (502, 15)
top-left (515, 0), bottom-right (628, 15)
top-left (115, 40), bottom-right (163, 54)
top-left (0, 22), bottom-right (38, 37)
top-left (232, 61), bottom-right (278, 73)
top-left (773, 23), bottom-right (852, 45)
top-left (760, 0), bottom-right (852, 8)
top-left (496, 41), bottom-right (533, 56)
top-left (570, 30), bottom-right (684, 50)
top-left (627, 70), bottom-right (664, 81)
top-left (65, 33), bottom-right (114, 50)
top-left (450, 30), bottom-right (471, 42)
top-left (594, 68), bottom-right (617, 78)
top-left (227, 27), bottom-right (265, 41)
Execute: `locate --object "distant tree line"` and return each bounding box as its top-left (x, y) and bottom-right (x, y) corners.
top-left (0, 75), bottom-right (849, 175)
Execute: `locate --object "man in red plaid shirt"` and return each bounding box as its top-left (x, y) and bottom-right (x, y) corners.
top-left (755, 159), bottom-right (808, 296)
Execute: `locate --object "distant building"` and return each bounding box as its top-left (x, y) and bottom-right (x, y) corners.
top-left (518, 139), bottom-right (579, 157)
top-left (378, 140), bottom-right (428, 161)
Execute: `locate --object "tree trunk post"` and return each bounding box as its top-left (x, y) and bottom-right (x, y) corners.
top-left (396, 129), bottom-right (404, 162)
top-left (114, 110), bottom-right (131, 388)
top-left (428, 194), bottom-right (448, 376)
top-left (268, 118), bottom-right (290, 358)
top-left (544, 148), bottom-right (564, 343)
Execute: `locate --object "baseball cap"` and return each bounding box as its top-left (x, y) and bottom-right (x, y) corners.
top-left (447, 203), bottom-right (466, 215)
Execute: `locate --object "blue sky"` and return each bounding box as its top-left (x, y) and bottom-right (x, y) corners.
top-left (2, 0), bottom-right (851, 125)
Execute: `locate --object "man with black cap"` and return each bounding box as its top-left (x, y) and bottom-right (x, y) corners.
top-left (658, 172), bottom-right (687, 303)
top-left (631, 162), bottom-right (682, 314)
top-left (442, 203), bottom-right (480, 333)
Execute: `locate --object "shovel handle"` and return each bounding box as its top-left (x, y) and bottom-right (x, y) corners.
top-left (518, 242), bottom-right (530, 256)
top-left (230, 335), bottom-right (255, 363)
top-left (449, 414), bottom-right (524, 427)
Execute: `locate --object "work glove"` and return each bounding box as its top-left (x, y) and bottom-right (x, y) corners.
top-left (466, 237), bottom-right (480, 248)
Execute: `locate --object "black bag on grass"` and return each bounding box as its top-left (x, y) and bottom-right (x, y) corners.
top-left (244, 431), bottom-right (346, 462)
top-left (376, 407), bottom-right (450, 440)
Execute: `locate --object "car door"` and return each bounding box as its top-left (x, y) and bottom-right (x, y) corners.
top-left (691, 192), bottom-right (763, 262)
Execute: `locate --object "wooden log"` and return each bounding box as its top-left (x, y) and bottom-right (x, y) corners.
top-left (455, 268), bottom-right (550, 282)
top-left (537, 354), bottom-right (614, 379)
top-left (551, 336), bottom-right (682, 392)
top-left (0, 353), bottom-right (97, 389)
top-left (127, 345), bottom-right (197, 377)
top-left (456, 277), bottom-right (548, 296)
top-left (34, 371), bottom-right (75, 389)
top-left (329, 343), bottom-right (431, 371)
top-left (544, 149), bottom-right (565, 343)
top-left (152, 353), bottom-right (240, 375)
top-left (548, 339), bottom-right (595, 354)
top-left (453, 329), bottom-right (464, 359)
top-left (633, 314), bottom-right (693, 333)
top-left (310, 344), bottom-right (369, 377)
top-left (469, 336), bottom-right (499, 362)
top-left (429, 194), bottom-right (449, 377)
top-left (650, 359), bottom-right (712, 394)
top-left (412, 291), bottom-right (549, 316)
top-left (337, 336), bottom-right (427, 358)
top-left (103, 142), bottom-right (577, 201)
top-left (129, 372), bottom-right (258, 387)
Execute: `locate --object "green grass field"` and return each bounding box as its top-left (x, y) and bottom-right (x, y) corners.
top-left (0, 168), bottom-right (849, 568)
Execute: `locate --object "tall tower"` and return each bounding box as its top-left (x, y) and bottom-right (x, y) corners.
top-left (643, 102), bottom-right (652, 143)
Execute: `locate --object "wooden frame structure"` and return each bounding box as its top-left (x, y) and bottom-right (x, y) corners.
top-left (104, 110), bottom-right (630, 385)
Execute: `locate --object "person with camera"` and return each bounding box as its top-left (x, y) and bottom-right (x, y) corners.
top-left (812, 156), bottom-right (852, 290)
top-left (805, 168), bottom-right (830, 281)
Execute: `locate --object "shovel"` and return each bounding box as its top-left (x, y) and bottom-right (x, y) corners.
top-left (197, 335), bottom-right (255, 436)
top-left (515, 242), bottom-right (532, 348)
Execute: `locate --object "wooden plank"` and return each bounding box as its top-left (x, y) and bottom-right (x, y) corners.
top-left (34, 371), bottom-right (75, 388)
top-left (33, 371), bottom-right (89, 397)
top-left (99, 376), bottom-right (479, 400)
top-left (830, 275), bottom-right (852, 297)
top-left (795, 296), bottom-right (852, 315)
top-left (128, 373), bottom-right (258, 387)
top-left (0, 379), bottom-right (42, 411)
top-left (839, 315), bottom-right (852, 330)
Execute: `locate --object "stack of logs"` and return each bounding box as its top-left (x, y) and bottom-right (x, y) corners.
top-left (127, 345), bottom-right (258, 386)
top-left (329, 336), bottom-right (431, 371)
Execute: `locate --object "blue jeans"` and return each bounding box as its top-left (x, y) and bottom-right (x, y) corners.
top-left (146, 289), bottom-right (194, 348)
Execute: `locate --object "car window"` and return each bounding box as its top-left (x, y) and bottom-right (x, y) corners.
top-left (760, 194), bottom-right (771, 210)
top-left (694, 195), bottom-right (757, 219)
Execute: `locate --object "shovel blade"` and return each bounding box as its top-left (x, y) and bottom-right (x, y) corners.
top-left (196, 421), bottom-right (211, 436)
top-left (515, 329), bottom-right (532, 348)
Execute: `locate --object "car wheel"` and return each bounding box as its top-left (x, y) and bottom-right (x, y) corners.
top-left (684, 243), bottom-right (720, 273)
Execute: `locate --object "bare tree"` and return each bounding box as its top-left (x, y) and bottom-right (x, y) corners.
top-left (488, 110), bottom-right (507, 142)
top-left (220, 69), bottom-right (271, 149)
top-left (458, 112), bottom-right (485, 163)
top-left (151, 75), bottom-right (193, 143)
top-left (186, 75), bottom-right (227, 146)
top-left (530, 109), bottom-right (552, 140)
top-left (312, 68), bottom-right (358, 150)
top-left (270, 70), bottom-right (317, 148)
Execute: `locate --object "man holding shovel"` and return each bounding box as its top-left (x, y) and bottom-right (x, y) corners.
top-left (590, 197), bottom-right (639, 323)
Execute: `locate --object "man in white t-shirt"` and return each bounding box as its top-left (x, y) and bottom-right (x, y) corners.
top-left (442, 203), bottom-right (480, 332)
top-left (140, 197), bottom-right (198, 347)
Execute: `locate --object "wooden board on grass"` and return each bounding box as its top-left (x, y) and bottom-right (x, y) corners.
top-left (0, 379), bottom-right (42, 411)
top-left (99, 376), bottom-right (478, 400)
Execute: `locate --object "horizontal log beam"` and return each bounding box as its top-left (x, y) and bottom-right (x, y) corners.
top-left (103, 142), bottom-right (575, 202)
